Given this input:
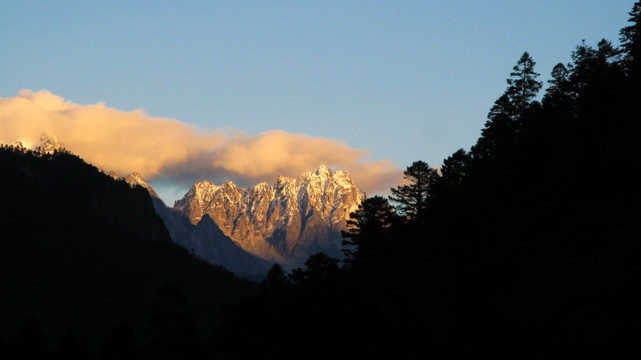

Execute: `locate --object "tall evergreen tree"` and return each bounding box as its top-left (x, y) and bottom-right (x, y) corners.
top-left (472, 93), bottom-right (517, 160)
top-left (472, 52), bottom-right (542, 161)
top-left (289, 253), bottom-right (341, 290)
top-left (389, 161), bottom-right (439, 221)
top-left (342, 196), bottom-right (398, 271)
top-left (568, 40), bottom-right (621, 96)
top-left (542, 63), bottom-right (573, 110)
top-left (620, 1), bottom-right (641, 77)
top-left (258, 263), bottom-right (291, 296)
top-left (569, 40), bottom-right (597, 95)
top-left (431, 149), bottom-right (470, 207)
top-left (507, 51), bottom-right (543, 115)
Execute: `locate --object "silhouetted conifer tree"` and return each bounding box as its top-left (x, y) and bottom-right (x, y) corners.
top-left (473, 94), bottom-right (516, 160)
top-left (431, 149), bottom-right (470, 207)
top-left (472, 52), bottom-right (542, 161)
top-left (290, 253), bottom-right (340, 289)
top-left (389, 161), bottom-right (438, 221)
top-left (543, 63), bottom-right (573, 110)
top-left (507, 51), bottom-right (543, 115)
top-left (342, 196), bottom-right (398, 271)
top-left (569, 40), bottom-right (621, 97)
top-left (258, 263), bottom-right (291, 296)
top-left (620, 1), bottom-right (641, 78)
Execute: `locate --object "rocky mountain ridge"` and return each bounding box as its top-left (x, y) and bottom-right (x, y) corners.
top-left (173, 165), bottom-right (365, 266)
top-left (8, 134), bottom-right (69, 155)
top-left (4, 134), bottom-right (365, 273)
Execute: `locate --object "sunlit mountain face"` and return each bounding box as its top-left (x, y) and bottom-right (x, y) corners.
top-left (3, 135), bottom-right (366, 276)
top-left (172, 165), bottom-right (365, 266)
top-left (124, 160), bottom-right (366, 276)
top-left (7, 137), bottom-right (365, 275)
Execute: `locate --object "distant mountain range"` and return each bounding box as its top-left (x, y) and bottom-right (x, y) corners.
top-left (173, 165), bottom-right (364, 267)
top-left (7, 135), bottom-right (365, 278)
top-left (132, 165), bottom-right (365, 278)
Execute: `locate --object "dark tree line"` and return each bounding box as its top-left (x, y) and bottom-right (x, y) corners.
top-left (216, 2), bottom-right (641, 358)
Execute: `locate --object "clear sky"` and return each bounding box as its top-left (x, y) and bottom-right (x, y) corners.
top-left (1, 1), bottom-right (636, 203)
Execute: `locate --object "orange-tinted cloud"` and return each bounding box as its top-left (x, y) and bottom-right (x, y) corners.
top-left (0, 89), bottom-right (402, 195)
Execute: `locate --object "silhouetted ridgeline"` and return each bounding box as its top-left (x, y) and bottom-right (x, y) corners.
top-left (0, 147), bottom-right (256, 359)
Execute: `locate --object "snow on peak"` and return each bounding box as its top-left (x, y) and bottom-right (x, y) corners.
top-left (125, 172), bottom-right (159, 198)
top-left (173, 166), bottom-right (365, 265)
top-left (35, 134), bottom-right (68, 155)
top-left (316, 164), bottom-right (332, 178)
top-left (125, 171), bottom-right (146, 187)
top-left (253, 182), bottom-right (270, 191)
top-left (107, 171), bottom-right (119, 180)
top-left (4, 134), bottom-right (68, 155)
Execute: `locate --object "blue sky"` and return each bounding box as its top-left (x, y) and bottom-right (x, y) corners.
top-left (1, 1), bottom-right (636, 202)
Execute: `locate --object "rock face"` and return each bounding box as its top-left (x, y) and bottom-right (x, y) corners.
top-left (125, 171), bottom-right (160, 198)
top-left (123, 171), bottom-right (272, 279)
top-left (3, 134), bottom-right (365, 277)
top-left (150, 196), bottom-right (273, 280)
top-left (173, 165), bottom-right (365, 266)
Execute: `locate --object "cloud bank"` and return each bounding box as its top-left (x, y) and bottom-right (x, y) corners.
top-left (0, 90), bottom-right (402, 196)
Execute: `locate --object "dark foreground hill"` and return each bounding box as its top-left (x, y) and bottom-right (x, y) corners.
top-left (0, 147), bottom-right (256, 358)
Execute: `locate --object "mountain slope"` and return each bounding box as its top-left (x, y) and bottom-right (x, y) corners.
top-left (0, 146), bottom-right (255, 353)
top-left (124, 171), bottom-right (273, 279)
top-left (173, 165), bottom-right (365, 266)
top-left (151, 197), bottom-right (273, 280)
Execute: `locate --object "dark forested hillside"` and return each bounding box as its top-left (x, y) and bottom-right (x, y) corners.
top-left (215, 3), bottom-right (641, 359)
top-left (0, 148), bottom-right (255, 358)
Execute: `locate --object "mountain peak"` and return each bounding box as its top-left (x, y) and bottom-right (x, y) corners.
top-left (253, 182), bottom-right (270, 191)
top-left (316, 164), bottom-right (332, 177)
top-left (4, 134), bottom-right (68, 155)
top-left (173, 166), bottom-right (365, 266)
top-left (125, 172), bottom-right (159, 198)
top-left (35, 134), bottom-right (68, 155)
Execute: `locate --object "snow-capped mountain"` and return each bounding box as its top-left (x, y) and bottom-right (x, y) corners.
top-left (173, 165), bottom-right (365, 266)
top-left (7, 134), bottom-right (69, 155)
top-left (4, 132), bottom-right (366, 274)
top-left (125, 171), bottom-right (160, 199)
top-left (123, 171), bottom-right (274, 278)
top-left (35, 134), bottom-right (68, 154)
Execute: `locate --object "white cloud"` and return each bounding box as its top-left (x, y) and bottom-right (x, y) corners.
top-left (0, 89), bottom-right (402, 195)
